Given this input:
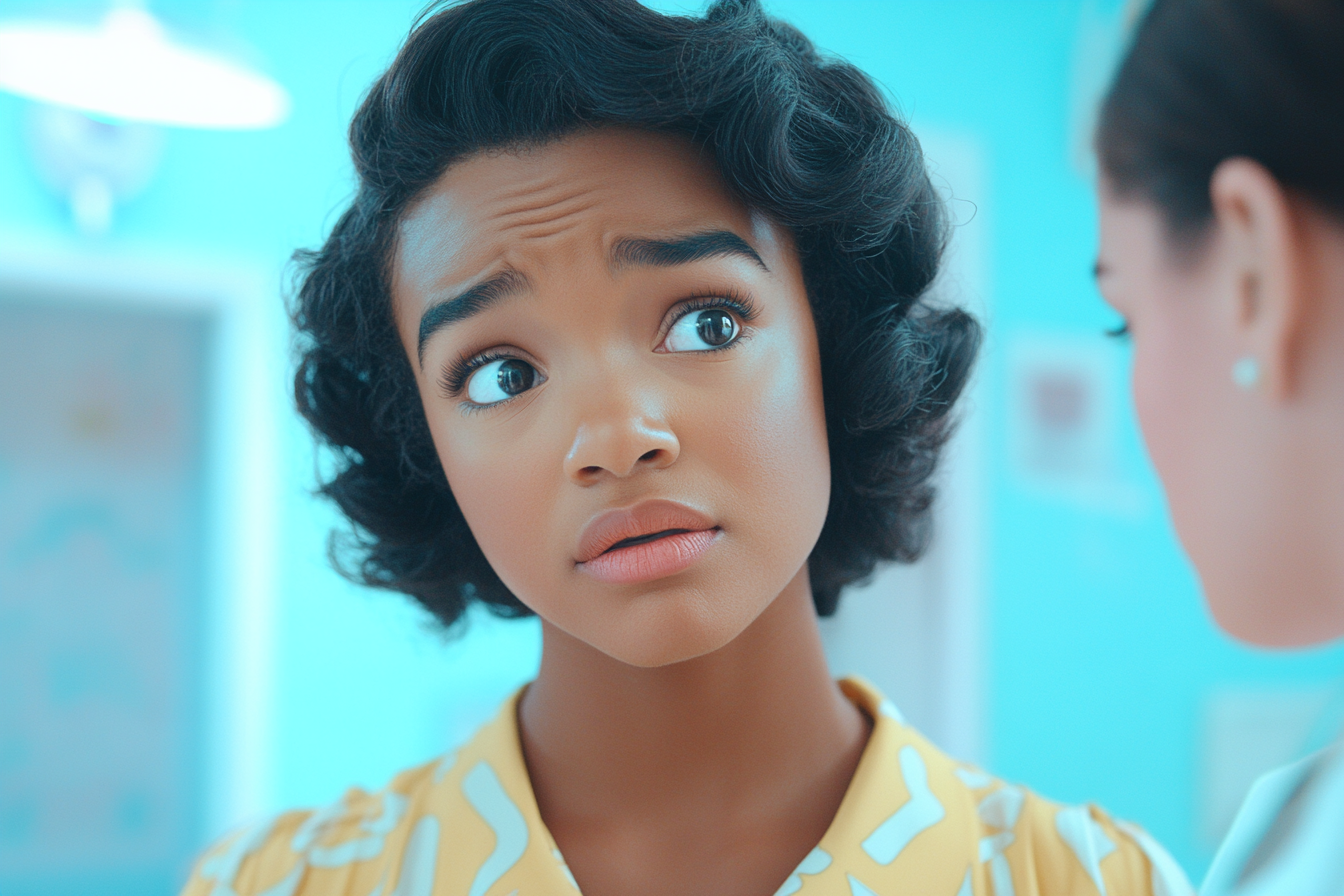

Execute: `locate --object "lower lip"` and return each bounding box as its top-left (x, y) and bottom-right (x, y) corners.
top-left (577, 529), bottom-right (720, 585)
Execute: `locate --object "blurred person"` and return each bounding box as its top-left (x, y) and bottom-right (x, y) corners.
top-left (1094, 0), bottom-right (1344, 893)
top-left (182, 0), bottom-right (1189, 894)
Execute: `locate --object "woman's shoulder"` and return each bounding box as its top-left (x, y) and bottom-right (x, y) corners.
top-left (180, 693), bottom-right (565, 896)
top-left (180, 754), bottom-right (455, 896)
top-left (938, 757), bottom-right (1190, 896)
top-left (828, 677), bottom-right (1193, 896)
top-left (1202, 739), bottom-right (1344, 895)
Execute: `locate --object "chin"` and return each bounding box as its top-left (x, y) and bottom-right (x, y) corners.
top-left (588, 593), bottom-right (764, 668)
top-left (600, 640), bottom-right (728, 669)
top-left (1203, 575), bottom-right (1344, 649)
top-left (1188, 510), bottom-right (1344, 649)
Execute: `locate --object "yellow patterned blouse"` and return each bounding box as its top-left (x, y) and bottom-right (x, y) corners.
top-left (183, 678), bottom-right (1191, 896)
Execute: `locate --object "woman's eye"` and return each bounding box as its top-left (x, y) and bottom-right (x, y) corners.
top-left (664, 308), bottom-right (740, 353)
top-left (465, 358), bottom-right (539, 405)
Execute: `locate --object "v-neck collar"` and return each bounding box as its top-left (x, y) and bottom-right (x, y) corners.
top-left (450, 675), bottom-right (945, 895)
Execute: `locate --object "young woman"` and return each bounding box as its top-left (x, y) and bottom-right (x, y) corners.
top-left (184, 1), bottom-right (1187, 894)
top-left (1094, 1), bottom-right (1344, 893)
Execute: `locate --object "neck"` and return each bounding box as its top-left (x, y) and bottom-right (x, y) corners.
top-left (517, 568), bottom-right (868, 826)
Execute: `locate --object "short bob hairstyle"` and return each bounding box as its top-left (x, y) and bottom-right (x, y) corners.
top-left (293, 0), bottom-right (980, 626)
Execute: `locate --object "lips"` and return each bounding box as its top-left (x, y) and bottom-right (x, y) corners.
top-left (575, 500), bottom-right (720, 585)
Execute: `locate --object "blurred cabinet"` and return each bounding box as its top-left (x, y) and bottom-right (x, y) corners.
top-left (0, 248), bottom-right (278, 893)
top-left (0, 292), bottom-right (213, 894)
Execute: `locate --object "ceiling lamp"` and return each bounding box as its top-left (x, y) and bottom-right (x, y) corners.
top-left (0, 5), bottom-right (289, 130)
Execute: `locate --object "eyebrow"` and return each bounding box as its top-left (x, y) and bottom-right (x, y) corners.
top-left (417, 268), bottom-right (529, 366)
top-left (610, 230), bottom-right (768, 272)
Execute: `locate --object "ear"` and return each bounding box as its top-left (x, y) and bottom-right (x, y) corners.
top-left (1208, 157), bottom-right (1306, 400)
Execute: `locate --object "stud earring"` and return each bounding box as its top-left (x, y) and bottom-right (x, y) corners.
top-left (1232, 356), bottom-right (1260, 390)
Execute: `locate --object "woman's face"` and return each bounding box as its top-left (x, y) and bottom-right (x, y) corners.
top-left (390, 128), bottom-right (831, 667)
top-left (1095, 189), bottom-right (1229, 599)
top-left (1095, 180), bottom-right (1332, 645)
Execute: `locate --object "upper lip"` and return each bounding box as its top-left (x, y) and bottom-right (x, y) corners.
top-left (575, 499), bottom-right (718, 563)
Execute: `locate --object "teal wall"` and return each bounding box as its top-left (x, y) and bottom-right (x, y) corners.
top-left (3, 0), bottom-right (1342, 885)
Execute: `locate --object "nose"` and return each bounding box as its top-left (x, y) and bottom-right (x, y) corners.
top-left (563, 405), bottom-right (680, 484)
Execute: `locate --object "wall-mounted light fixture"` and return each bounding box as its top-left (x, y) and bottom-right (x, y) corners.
top-left (0, 4), bottom-right (289, 129)
top-left (0, 1), bottom-right (291, 234)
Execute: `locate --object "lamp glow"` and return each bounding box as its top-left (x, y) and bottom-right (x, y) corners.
top-left (0, 8), bottom-right (289, 130)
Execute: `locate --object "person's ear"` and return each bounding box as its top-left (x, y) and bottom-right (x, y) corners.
top-left (1208, 157), bottom-right (1306, 401)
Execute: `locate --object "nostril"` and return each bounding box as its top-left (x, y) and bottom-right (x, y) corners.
top-left (580, 465), bottom-right (603, 477)
top-left (639, 449), bottom-right (660, 463)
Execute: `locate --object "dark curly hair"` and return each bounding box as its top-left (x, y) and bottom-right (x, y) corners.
top-left (293, 0), bottom-right (980, 626)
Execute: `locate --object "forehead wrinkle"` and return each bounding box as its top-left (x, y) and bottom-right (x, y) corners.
top-left (481, 173), bottom-right (605, 221)
top-left (491, 173), bottom-right (591, 203)
top-left (465, 184), bottom-right (608, 253)
top-left (495, 200), bottom-right (603, 236)
top-left (416, 190), bottom-right (599, 261)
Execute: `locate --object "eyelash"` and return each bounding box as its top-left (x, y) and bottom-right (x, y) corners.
top-left (440, 348), bottom-right (515, 398)
top-left (659, 289), bottom-right (761, 348)
top-left (438, 289), bottom-right (761, 400)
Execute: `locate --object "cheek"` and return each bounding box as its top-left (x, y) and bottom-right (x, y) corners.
top-left (1129, 285), bottom-right (1229, 559)
top-left (1131, 331), bottom-right (1184, 479)
top-left (1128, 266), bottom-right (1202, 483)
top-left (711, 324), bottom-right (832, 559)
top-left (433, 406), bottom-right (561, 595)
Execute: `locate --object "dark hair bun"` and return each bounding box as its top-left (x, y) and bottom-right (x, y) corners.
top-left (1098, 0), bottom-right (1344, 235)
